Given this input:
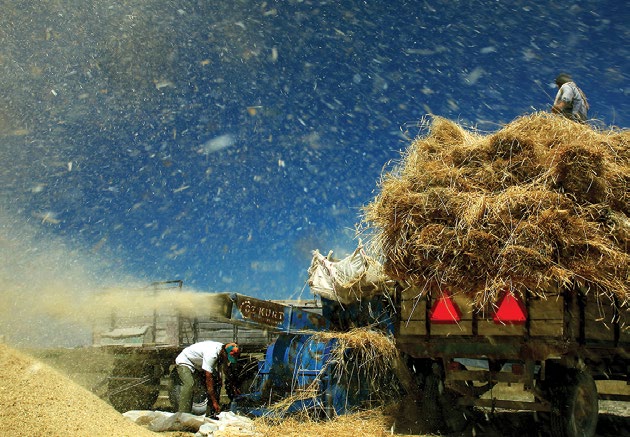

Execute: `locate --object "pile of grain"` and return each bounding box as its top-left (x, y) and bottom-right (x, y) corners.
top-left (0, 344), bottom-right (157, 437)
top-left (362, 113), bottom-right (629, 307)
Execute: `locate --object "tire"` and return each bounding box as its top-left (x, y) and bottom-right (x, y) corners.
top-left (168, 370), bottom-right (208, 415)
top-left (547, 369), bottom-right (598, 437)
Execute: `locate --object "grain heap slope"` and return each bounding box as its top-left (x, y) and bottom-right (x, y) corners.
top-left (363, 113), bottom-right (629, 308)
top-left (0, 344), bottom-right (158, 437)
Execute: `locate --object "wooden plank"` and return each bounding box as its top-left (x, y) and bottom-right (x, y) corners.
top-left (528, 295), bottom-right (565, 337)
top-left (619, 306), bottom-right (630, 344)
top-left (401, 298), bottom-right (426, 321)
top-left (478, 321), bottom-right (525, 336)
top-left (398, 320), bottom-right (426, 336)
top-left (529, 321), bottom-right (564, 337)
top-left (583, 294), bottom-right (615, 342)
top-left (459, 398), bottom-right (551, 412)
top-left (565, 293), bottom-right (580, 341)
top-left (529, 296), bottom-right (563, 320)
top-left (401, 286), bottom-right (424, 301)
top-left (432, 321), bottom-right (473, 335)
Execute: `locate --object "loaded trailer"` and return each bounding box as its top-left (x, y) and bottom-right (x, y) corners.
top-left (355, 112), bottom-right (630, 437)
top-left (395, 282), bottom-right (630, 437)
top-left (306, 245), bottom-right (630, 436)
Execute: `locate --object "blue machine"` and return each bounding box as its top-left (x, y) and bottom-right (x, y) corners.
top-left (225, 293), bottom-right (395, 417)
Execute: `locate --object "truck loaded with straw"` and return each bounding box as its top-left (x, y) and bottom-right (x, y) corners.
top-left (356, 112), bottom-right (630, 437)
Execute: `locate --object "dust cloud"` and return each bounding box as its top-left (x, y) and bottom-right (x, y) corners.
top-left (0, 212), bottom-right (225, 348)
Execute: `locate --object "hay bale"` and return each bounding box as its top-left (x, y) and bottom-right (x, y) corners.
top-left (362, 113), bottom-right (630, 307)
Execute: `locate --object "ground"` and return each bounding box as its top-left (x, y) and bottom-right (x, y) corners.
top-left (30, 348), bottom-right (630, 437)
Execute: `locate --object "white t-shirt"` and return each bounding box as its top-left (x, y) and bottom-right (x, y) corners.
top-left (175, 341), bottom-right (223, 373)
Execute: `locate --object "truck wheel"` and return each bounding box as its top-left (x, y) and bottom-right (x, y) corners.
top-left (108, 359), bottom-right (160, 412)
top-left (548, 369), bottom-right (598, 437)
top-left (168, 370), bottom-right (208, 415)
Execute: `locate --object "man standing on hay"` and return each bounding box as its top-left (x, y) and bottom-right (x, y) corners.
top-left (552, 73), bottom-right (589, 123)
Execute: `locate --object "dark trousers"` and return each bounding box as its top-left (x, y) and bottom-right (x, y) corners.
top-left (177, 365), bottom-right (222, 414)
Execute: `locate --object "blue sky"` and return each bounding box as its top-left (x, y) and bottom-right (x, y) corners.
top-left (1, 0), bottom-right (628, 303)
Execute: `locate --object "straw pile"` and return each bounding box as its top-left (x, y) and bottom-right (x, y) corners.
top-left (266, 328), bottom-right (401, 418)
top-left (312, 328), bottom-right (400, 386)
top-left (254, 407), bottom-right (401, 437)
top-left (362, 113), bottom-right (629, 307)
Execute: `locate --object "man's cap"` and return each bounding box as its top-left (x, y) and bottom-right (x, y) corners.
top-left (225, 343), bottom-right (240, 364)
top-left (555, 73), bottom-right (573, 86)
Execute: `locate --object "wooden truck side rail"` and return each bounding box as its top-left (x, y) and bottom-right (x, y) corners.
top-left (397, 285), bottom-right (629, 357)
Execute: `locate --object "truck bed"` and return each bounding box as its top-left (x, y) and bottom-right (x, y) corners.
top-left (396, 286), bottom-right (630, 376)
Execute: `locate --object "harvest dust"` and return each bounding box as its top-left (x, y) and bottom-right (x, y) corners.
top-left (0, 210), bottom-right (225, 348)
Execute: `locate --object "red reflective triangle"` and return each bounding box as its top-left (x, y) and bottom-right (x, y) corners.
top-left (430, 291), bottom-right (461, 324)
top-left (493, 292), bottom-right (527, 324)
